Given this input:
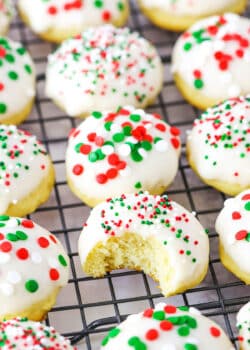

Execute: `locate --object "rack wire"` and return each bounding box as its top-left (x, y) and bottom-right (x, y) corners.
top-left (7, 1), bottom-right (250, 349)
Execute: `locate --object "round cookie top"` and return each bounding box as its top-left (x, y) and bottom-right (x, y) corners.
top-left (0, 0), bottom-right (13, 36)
top-left (0, 216), bottom-right (69, 318)
top-left (215, 189), bottom-right (250, 275)
top-left (79, 192), bottom-right (209, 295)
top-left (237, 301), bottom-right (250, 349)
top-left (45, 25), bottom-right (163, 117)
top-left (140, 0), bottom-right (240, 16)
top-left (101, 303), bottom-right (233, 349)
top-left (172, 14), bottom-right (250, 101)
top-left (66, 106), bottom-right (181, 204)
top-left (19, 0), bottom-right (128, 35)
top-left (187, 96), bottom-right (250, 187)
top-left (0, 37), bottom-right (35, 122)
top-left (0, 125), bottom-right (52, 214)
top-left (0, 317), bottom-right (76, 349)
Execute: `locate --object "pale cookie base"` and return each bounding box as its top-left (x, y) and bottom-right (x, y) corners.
top-left (0, 287), bottom-right (61, 322)
top-left (187, 144), bottom-right (250, 196)
top-left (138, 0), bottom-right (247, 31)
top-left (18, 5), bottom-right (130, 44)
top-left (0, 98), bottom-right (34, 125)
top-left (219, 242), bottom-right (250, 284)
top-left (82, 232), bottom-right (208, 297)
top-left (173, 73), bottom-right (225, 110)
top-left (67, 176), bottom-right (168, 208)
top-left (5, 161), bottom-right (55, 217)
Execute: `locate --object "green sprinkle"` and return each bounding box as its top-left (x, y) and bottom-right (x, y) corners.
top-left (25, 279), bottom-right (39, 293)
top-left (58, 254), bottom-right (68, 267)
top-left (92, 111), bottom-right (102, 119)
top-left (178, 326), bottom-right (190, 336)
top-left (134, 181), bottom-right (142, 189)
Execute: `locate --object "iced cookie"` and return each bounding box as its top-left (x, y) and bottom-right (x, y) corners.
top-left (0, 37), bottom-right (35, 124)
top-left (18, 0), bottom-right (129, 43)
top-left (101, 303), bottom-right (234, 350)
top-left (216, 190), bottom-right (250, 284)
top-left (187, 96), bottom-right (250, 196)
top-left (0, 125), bottom-right (55, 217)
top-left (172, 14), bottom-right (250, 110)
top-left (237, 301), bottom-right (250, 350)
top-left (0, 317), bottom-right (76, 349)
top-left (0, 0), bottom-right (13, 36)
top-left (78, 192), bottom-right (209, 297)
top-left (66, 106), bottom-right (181, 207)
top-left (0, 216), bottom-right (69, 321)
top-left (138, 0), bottom-right (247, 31)
top-left (45, 25), bottom-right (163, 117)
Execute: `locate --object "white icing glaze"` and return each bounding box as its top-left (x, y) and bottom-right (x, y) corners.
top-left (0, 317), bottom-right (75, 349)
top-left (100, 303), bottom-right (233, 349)
top-left (187, 96), bottom-right (250, 187)
top-left (0, 37), bottom-right (35, 121)
top-left (45, 25), bottom-right (163, 117)
top-left (0, 0), bottom-right (13, 35)
top-left (0, 217), bottom-right (69, 317)
top-left (215, 189), bottom-right (250, 277)
top-left (66, 106), bottom-right (181, 202)
top-left (78, 192), bottom-right (209, 295)
top-left (172, 14), bottom-right (250, 101)
top-left (18, 0), bottom-right (128, 35)
top-left (0, 125), bottom-right (52, 214)
top-left (237, 301), bottom-right (250, 349)
top-left (140, 0), bottom-right (239, 16)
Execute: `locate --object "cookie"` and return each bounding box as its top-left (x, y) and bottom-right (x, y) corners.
top-left (66, 106), bottom-right (181, 207)
top-left (101, 303), bottom-right (234, 349)
top-left (237, 301), bottom-right (250, 350)
top-left (0, 317), bottom-right (76, 349)
top-left (138, 0), bottom-right (247, 31)
top-left (0, 37), bottom-right (35, 124)
top-left (18, 0), bottom-right (129, 43)
top-left (172, 14), bottom-right (250, 110)
top-left (0, 216), bottom-right (69, 321)
top-left (187, 96), bottom-right (250, 196)
top-left (78, 192), bottom-right (209, 297)
top-left (215, 190), bottom-right (250, 284)
top-left (45, 25), bottom-right (163, 117)
top-left (0, 0), bottom-right (13, 36)
top-left (0, 125), bottom-right (55, 217)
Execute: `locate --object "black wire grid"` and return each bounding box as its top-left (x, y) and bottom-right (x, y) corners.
top-left (7, 1), bottom-right (250, 349)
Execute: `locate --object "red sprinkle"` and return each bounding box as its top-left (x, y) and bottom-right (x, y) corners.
top-left (22, 220), bottom-right (34, 229)
top-left (96, 173), bottom-right (108, 184)
top-left (0, 241), bottom-right (12, 252)
top-left (235, 230), bottom-right (248, 240)
top-left (160, 320), bottom-right (173, 331)
top-left (210, 326), bottom-right (221, 337)
top-left (143, 308), bottom-right (153, 318)
top-left (145, 329), bottom-right (159, 341)
top-left (232, 211), bottom-right (241, 220)
top-left (16, 248), bottom-right (29, 260)
top-left (73, 164), bottom-right (84, 176)
top-left (38, 237), bottom-right (50, 248)
top-left (164, 305), bottom-right (177, 314)
top-left (50, 268), bottom-right (60, 281)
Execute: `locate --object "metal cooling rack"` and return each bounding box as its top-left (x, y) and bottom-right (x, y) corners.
top-left (7, 1), bottom-right (250, 349)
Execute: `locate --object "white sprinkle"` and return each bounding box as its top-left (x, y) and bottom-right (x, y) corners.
top-left (101, 145), bottom-right (114, 155)
top-left (213, 40), bottom-right (226, 51)
top-left (162, 345), bottom-right (176, 350)
top-left (221, 72), bottom-right (232, 84)
top-left (5, 218), bottom-right (17, 228)
top-left (7, 271), bottom-right (21, 284)
top-left (138, 148), bottom-right (147, 158)
top-left (12, 199), bottom-right (18, 205)
top-left (155, 140), bottom-right (168, 152)
top-left (191, 211), bottom-right (197, 216)
top-left (110, 123), bottom-right (122, 133)
top-left (32, 252), bottom-right (42, 264)
top-left (118, 144), bottom-right (131, 157)
top-left (0, 282), bottom-right (14, 296)
top-left (126, 136), bottom-right (138, 144)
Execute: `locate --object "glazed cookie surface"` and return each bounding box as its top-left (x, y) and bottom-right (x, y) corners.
top-left (138, 0), bottom-right (246, 31)
top-left (78, 192), bottom-right (209, 297)
top-left (66, 106), bottom-right (181, 207)
top-left (18, 0), bottom-right (129, 43)
top-left (0, 317), bottom-right (76, 349)
top-left (0, 0), bottom-right (13, 35)
top-left (172, 14), bottom-right (250, 109)
top-left (46, 25), bottom-right (163, 117)
top-left (237, 301), bottom-right (250, 349)
top-left (0, 125), bottom-right (55, 217)
top-left (216, 189), bottom-right (250, 283)
top-left (0, 216), bottom-right (69, 321)
top-left (187, 96), bottom-right (250, 196)
top-left (0, 37), bottom-right (35, 124)
top-left (101, 303), bottom-right (233, 349)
